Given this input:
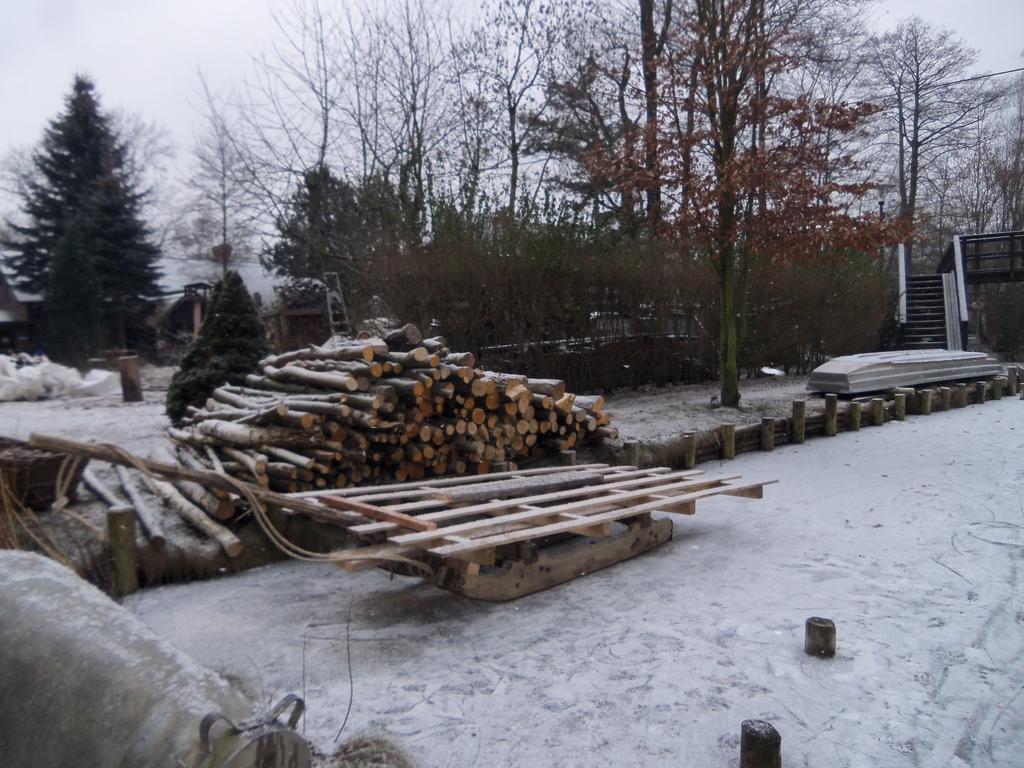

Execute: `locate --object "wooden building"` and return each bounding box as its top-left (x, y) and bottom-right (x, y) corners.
top-left (0, 264), bottom-right (43, 353)
top-left (154, 283), bottom-right (212, 341)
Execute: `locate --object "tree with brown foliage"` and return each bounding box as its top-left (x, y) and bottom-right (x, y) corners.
top-left (591, 0), bottom-right (903, 406)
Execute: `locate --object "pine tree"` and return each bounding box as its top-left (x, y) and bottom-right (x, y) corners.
top-left (263, 166), bottom-right (401, 292)
top-left (2, 75), bottom-right (162, 361)
top-left (166, 270), bottom-right (270, 423)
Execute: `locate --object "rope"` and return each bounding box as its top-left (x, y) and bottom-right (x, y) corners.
top-left (86, 442), bottom-right (435, 579)
top-left (52, 454), bottom-right (83, 513)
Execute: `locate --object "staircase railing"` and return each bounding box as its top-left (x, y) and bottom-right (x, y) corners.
top-left (897, 243), bottom-right (907, 324)
top-left (938, 235), bottom-right (969, 350)
top-left (940, 273), bottom-right (963, 351)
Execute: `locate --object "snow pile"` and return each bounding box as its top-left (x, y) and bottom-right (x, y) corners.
top-left (0, 355), bottom-right (119, 401)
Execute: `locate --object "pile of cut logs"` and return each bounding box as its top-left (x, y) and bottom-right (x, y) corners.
top-left (168, 324), bottom-right (616, 492)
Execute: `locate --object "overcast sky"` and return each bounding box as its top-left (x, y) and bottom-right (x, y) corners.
top-left (1, 0), bottom-right (1022, 158)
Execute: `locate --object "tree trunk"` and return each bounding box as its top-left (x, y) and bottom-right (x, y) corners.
top-left (508, 96), bottom-right (519, 217)
top-left (719, 243), bottom-right (740, 407)
top-left (639, 0), bottom-right (671, 226)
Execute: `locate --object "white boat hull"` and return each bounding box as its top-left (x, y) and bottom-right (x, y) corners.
top-left (807, 350), bottom-right (1002, 395)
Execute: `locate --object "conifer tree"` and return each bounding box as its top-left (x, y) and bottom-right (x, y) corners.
top-left (2, 75), bottom-right (162, 360)
top-left (263, 167), bottom-right (401, 290)
top-left (166, 270), bottom-right (270, 423)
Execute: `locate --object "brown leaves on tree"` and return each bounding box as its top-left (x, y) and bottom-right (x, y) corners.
top-left (584, 0), bottom-right (908, 405)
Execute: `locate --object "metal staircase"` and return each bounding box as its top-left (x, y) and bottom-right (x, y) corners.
top-left (903, 275), bottom-right (947, 349)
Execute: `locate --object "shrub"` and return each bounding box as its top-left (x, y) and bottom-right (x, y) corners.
top-left (166, 270), bottom-right (270, 422)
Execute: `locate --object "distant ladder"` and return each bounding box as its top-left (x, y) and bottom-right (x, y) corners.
top-left (323, 271), bottom-right (350, 337)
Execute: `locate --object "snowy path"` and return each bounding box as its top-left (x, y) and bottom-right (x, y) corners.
top-left (129, 399), bottom-right (1024, 767)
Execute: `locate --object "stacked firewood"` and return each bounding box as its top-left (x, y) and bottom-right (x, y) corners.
top-left (168, 324), bottom-right (616, 492)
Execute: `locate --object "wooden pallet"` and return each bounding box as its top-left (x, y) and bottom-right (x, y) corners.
top-left (288, 464), bottom-right (775, 600)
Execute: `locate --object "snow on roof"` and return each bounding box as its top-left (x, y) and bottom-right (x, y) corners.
top-left (0, 249), bottom-right (279, 304)
top-left (158, 255), bottom-right (280, 301)
top-left (0, 255), bottom-right (43, 303)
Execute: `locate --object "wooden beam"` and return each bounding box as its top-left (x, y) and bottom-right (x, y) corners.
top-left (317, 495), bottom-right (437, 532)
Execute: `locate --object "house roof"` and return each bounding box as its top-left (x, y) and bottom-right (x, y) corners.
top-left (0, 256), bottom-right (43, 303)
top-left (158, 255), bottom-right (278, 301)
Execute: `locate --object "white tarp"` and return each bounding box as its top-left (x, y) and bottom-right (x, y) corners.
top-left (0, 355), bottom-right (120, 402)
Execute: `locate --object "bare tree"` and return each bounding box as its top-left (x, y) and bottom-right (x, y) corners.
top-left (639, 0), bottom-right (673, 225)
top-left (183, 75), bottom-right (259, 275)
top-left (527, 1), bottom-right (649, 223)
top-left (371, 0), bottom-right (456, 236)
top-left (227, 0), bottom-right (347, 233)
top-left (871, 17), bottom-right (1005, 265)
top-left (461, 0), bottom-right (563, 217)
top-left (992, 72), bottom-right (1024, 230)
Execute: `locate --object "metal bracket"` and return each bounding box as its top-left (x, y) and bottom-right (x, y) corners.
top-left (198, 694), bottom-right (305, 758)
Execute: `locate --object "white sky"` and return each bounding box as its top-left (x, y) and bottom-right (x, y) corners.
top-left (0, 0), bottom-right (1021, 157)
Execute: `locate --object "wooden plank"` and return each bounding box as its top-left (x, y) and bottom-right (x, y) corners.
top-left (317, 495), bottom-right (438, 532)
top-left (290, 463), bottom-right (614, 500)
top-left (609, 488), bottom-right (697, 514)
top-left (390, 474), bottom-right (740, 547)
top-left (329, 475), bottom-right (764, 564)
top-left (433, 471), bottom-right (604, 505)
top-left (345, 469), bottom-right (704, 537)
top-left (388, 466), bottom-right (668, 510)
top-left (430, 480), bottom-right (772, 557)
top-left (443, 505), bottom-right (615, 547)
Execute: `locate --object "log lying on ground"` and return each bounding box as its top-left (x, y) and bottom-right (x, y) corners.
top-left (169, 324), bottom-right (612, 493)
top-left (82, 467), bottom-right (130, 512)
top-left (114, 465), bottom-right (167, 546)
top-left (138, 474), bottom-right (244, 557)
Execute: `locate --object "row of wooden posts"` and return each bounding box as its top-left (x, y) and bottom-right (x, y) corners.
top-left (623, 369), bottom-right (1021, 471)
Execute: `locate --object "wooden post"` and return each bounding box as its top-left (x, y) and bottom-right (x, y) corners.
top-left (975, 380), bottom-right (987, 404)
top-left (740, 720), bottom-right (781, 768)
top-left (871, 397), bottom-right (884, 426)
top-left (107, 508), bottom-right (138, 596)
top-left (804, 617), bottom-right (836, 657)
top-left (118, 355), bottom-right (143, 403)
top-left (919, 389), bottom-right (932, 415)
top-left (824, 394), bottom-right (837, 437)
top-left (721, 424), bottom-right (736, 460)
top-left (939, 386), bottom-right (952, 411)
top-left (894, 392), bottom-right (906, 421)
top-left (557, 451), bottom-right (575, 467)
top-left (894, 386), bottom-right (917, 414)
top-left (1007, 367), bottom-right (1019, 395)
top-left (682, 433), bottom-right (697, 469)
top-left (992, 377), bottom-right (1004, 400)
top-left (956, 383), bottom-right (968, 408)
top-left (624, 441), bottom-right (641, 468)
top-left (760, 418), bottom-right (775, 451)
top-left (791, 401), bottom-right (805, 444)
top-left (847, 402), bottom-right (861, 431)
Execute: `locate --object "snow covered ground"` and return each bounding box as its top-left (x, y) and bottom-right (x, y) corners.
top-left (128, 398), bottom-right (1024, 767)
top-left (605, 375), bottom-right (822, 443)
top-left (0, 365), bottom-right (172, 456)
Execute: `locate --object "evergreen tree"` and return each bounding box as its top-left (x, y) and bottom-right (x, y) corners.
top-left (263, 166), bottom-right (401, 296)
top-left (2, 75), bottom-right (162, 360)
top-left (166, 270), bottom-right (270, 423)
